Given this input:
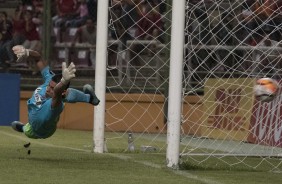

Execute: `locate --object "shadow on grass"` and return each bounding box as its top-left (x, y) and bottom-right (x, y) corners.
top-left (179, 162), bottom-right (257, 172)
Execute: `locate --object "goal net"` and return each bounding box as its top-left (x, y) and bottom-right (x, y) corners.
top-left (101, 0), bottom-right (282, 172)
top-left (100, 0), bottom-right (170, 155)
top-left (54, 0), bottom-right (282, 171)
top-left (180, 0), bottom-right (282, 171)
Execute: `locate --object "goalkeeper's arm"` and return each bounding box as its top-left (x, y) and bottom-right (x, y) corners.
top-left (51, 62), bottom-right (76, 108)
top-left (12, 45), bottom-right (47, 71)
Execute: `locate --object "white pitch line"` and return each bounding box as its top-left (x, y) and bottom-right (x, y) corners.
top-left (0, 130), bottom-right (91, 153)
top-left (0, 130), bottom-right (222, 184)
top-left (108, 154), bottom-right (223, 184)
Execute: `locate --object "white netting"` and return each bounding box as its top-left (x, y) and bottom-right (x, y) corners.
top-left (104, 0), bottom-right (282, 171)
top-left (104, 0), bottom-right (170, 153)
top-left (181, 0), bottom-right (282, 171)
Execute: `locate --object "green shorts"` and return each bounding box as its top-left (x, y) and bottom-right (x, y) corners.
top-left (23, 123), bottom-right (40, 139)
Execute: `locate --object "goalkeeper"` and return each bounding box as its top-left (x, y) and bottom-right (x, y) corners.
top-left (11, 45), bottom-right (100, 139)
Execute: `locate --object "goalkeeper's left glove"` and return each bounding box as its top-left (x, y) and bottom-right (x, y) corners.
top-left (12, 45), bottom-right (30, 62)
top-left (61, 62), bottom-right (76, 85)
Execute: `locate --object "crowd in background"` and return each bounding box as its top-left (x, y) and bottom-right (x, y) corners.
top-left (0, 0), bottom-right (282, 76)
top-left (0, 0), bottom-right (165, 72)
top-left (0, 0), bottom-right (98, 73)
top-left (187, 0), bottom-right (282, 75)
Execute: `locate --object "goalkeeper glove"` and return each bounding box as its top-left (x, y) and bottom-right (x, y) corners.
top-left (12, 45), bottom-right (29, 62)
top-left (61, 62), bottom-right (76, 85)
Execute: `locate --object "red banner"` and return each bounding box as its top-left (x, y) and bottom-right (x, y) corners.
top-left (202, 78), bottom-right (282, 148)
top-left (201, 78), bottom-right (253, 141)
top-left (248, 89), bottom-right (282, 148)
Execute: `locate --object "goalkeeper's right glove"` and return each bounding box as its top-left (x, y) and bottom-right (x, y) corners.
top-left (61, 62), bottom-right (76, 85)
top-left (12, 45), bottom-right (29, 62)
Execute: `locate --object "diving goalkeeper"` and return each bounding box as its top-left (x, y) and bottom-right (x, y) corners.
top-left (11, 45), bottom-right (100, 139)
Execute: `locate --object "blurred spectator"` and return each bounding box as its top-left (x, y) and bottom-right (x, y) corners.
top-left (269, 0), bottom-right (282, 41)
top-left (110, 0), bottom-right (124, 39)
top-left (121, 0), bottom-right (141, 40)
top-left (149, 0), bottom-right (166, 15)
top-left (189, 0), bottom-right (213, 45)
top-left (52, 0), bottom-right (78, 27)
top-left (213, 11), bottom-right (240, 72)
top-left (110, 0), bottom-right (140, 44)
top-left (0, 11), bottom-right (13, 68)
top-left (30, 0), bottom-right (44, 38)
top-left (22, 10), bottom-right (42, 74)
top-left (12, 6), bottom-right (26, 45)
top-left (240, 0), bottom-right (280, 43)
top-left (253, 0), bottom-right (276, 41)
top-left (147, 0), bottom-right (166, 42)
top-left (32, 0), bottom-right (44, 14)
top-left (32, 11), bottom-right (43, 38)
top-left (214, 12), bottom-right (235, 45)
top-left (253, 0), bottom-right (275, 21)
top-left (128, 0), bottom-right (163, 65)
top-left (238, 1), bottom-right (262, 40)
top-left (21, 0), bottom-right (43, 13)
top-left (71, 18), bottom-right (96, 67)
top-left (0, 11), bottom-right (13, 47)
top-left (255, 32), bottom-right (282, 74)
top-left (108, 0), bottom-right (142, 67)
top-left (72, 18), bottom-right (96, 45)
top-left (136, 1), bottom-right (163, 55)
top-left (87, 0), bottom-right (97, 22)
top-left (2, 6), bottom-right (26, 64)
top-left (238, 0), bottom-right (254, 44)
top-left (22, 10), bottom-right (41, 52)
top-left (65, 0), bottom-right (89, 27)
top-left (135, 2), bottom-right (163, 41)
top-left (21, 0), bottom-right (33, 6)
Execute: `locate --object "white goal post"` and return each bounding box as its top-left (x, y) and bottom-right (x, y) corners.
top-left (166, 0), bottom-right (186, 169)
top-left (94, 0), bottom-right (109, 153)
top-left (94, 0), bottom-right (185, 167)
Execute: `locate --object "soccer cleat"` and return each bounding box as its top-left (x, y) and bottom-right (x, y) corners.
top-left (83, 84), bottom-right (100, 106)
top-left (11, 121), bottom-right (24, 133)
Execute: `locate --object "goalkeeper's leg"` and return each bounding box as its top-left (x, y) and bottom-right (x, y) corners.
top-left (11, 121), bottom-right (24, 132)
top-left (83, 84), bottom-right (100, 106)
top-left (64, 86), bottom-right (100, 105)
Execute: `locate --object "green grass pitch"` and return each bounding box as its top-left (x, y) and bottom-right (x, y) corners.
top-left (0, 126), bottom-right (281, 184)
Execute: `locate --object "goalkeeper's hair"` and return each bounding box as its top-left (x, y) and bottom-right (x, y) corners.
top-left (51, 73), bottom-right (70, 88)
